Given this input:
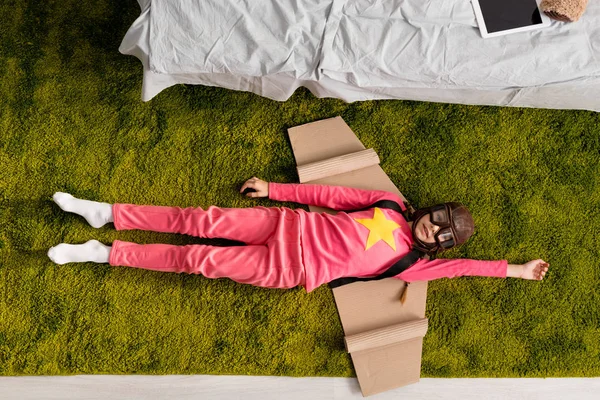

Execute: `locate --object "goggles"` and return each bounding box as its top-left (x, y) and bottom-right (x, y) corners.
top-left (427, 204), bottom-right (457, 250)
top-left (411, 201), bottom-right (474, 255)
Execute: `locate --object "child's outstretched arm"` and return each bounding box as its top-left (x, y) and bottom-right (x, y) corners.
top-left (240, 177), bottom-right (406, 211)
top-left (507, 260), bottom-right (549, 280)
top-left (399, 258), bottom-right (549, 282)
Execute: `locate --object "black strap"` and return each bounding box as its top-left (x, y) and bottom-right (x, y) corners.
top-left (347, 199), bottom-right (405, 215)
top-left (329, 249), bottom-right (423, 288)
top-left (329, 200), bottom-right (422, 289)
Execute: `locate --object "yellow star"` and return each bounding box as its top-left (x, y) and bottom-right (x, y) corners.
top-left (354, 207), bottom-right (401, 251)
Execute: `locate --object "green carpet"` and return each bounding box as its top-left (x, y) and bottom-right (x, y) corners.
top-left (1, 0), bottom-right (599, 377)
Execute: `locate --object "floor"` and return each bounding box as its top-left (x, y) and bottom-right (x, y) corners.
top-left (1, 375), bottom-right (598, 399)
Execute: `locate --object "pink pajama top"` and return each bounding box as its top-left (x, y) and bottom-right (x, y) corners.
top-left (269, 183), bottom-right (507, 292)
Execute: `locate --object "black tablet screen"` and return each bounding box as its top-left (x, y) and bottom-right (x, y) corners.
top-left (478, 0), bottom-right (542, 33)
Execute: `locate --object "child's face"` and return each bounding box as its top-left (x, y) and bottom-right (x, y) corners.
top-left (414, 213), bottom-right (440, 244)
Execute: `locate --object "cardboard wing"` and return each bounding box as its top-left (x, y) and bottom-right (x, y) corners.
top-left (287, 117), bottom-right (428, 397)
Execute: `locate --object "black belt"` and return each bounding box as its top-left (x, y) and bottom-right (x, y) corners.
top-left (328, 248), bottom-right (423, 288)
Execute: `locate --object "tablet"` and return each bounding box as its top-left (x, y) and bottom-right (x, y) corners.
top-left (472, 0), bottom-right (551, 38)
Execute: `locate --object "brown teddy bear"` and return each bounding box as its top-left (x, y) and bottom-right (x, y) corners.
top-left (541, 0), bottom-right (589, 22)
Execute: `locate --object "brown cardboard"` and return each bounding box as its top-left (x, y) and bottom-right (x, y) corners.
top-left (296, 148), bottom-right (380, 183)
top-left (287, 117), bottom-right (428, 397)
top-left (344, 318), bottom-right (428, 353)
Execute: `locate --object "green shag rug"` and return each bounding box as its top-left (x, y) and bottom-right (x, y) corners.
top-left (1, 0), bottom-right (599, 377)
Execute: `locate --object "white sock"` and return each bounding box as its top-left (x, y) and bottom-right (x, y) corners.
top-left (47, 240), bottom-right (111, 265)
top-left (53, 192), bottom-right (114, 228)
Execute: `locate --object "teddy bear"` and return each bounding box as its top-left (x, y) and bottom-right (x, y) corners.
top-left (541, 0), bottom-right (589, 22)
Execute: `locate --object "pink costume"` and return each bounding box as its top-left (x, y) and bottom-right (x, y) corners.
top-left (110, 183), bottom-right (507, 291)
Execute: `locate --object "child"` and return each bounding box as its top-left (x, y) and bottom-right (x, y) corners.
top-left (48, 177), bottom-right (548, 291)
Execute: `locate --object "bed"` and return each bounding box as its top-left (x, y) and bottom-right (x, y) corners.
top-left (120, 0), bottom-right (600, 111)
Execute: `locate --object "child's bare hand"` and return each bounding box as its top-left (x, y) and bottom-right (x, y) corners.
top-left (240, 177), bottom-right (269, 198)
top-left (520, 259), bottom-right (549, 280)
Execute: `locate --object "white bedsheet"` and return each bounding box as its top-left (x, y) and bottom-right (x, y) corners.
top-left (150, 0), bottom-right (333, 79)
top-left (120, 0), bottom-right (600, 111)
top-left (320, 0), bottom-right (600, 89)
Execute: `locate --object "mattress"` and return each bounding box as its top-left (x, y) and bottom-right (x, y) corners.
top-left (120, 0), bottom-right (600, 111)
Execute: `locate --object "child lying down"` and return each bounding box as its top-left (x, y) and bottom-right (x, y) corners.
top-left (48, 177), bottom-right (548, 291)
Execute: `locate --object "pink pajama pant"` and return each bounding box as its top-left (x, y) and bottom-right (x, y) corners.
top-left (109, 204), bottom-right (306, 289)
